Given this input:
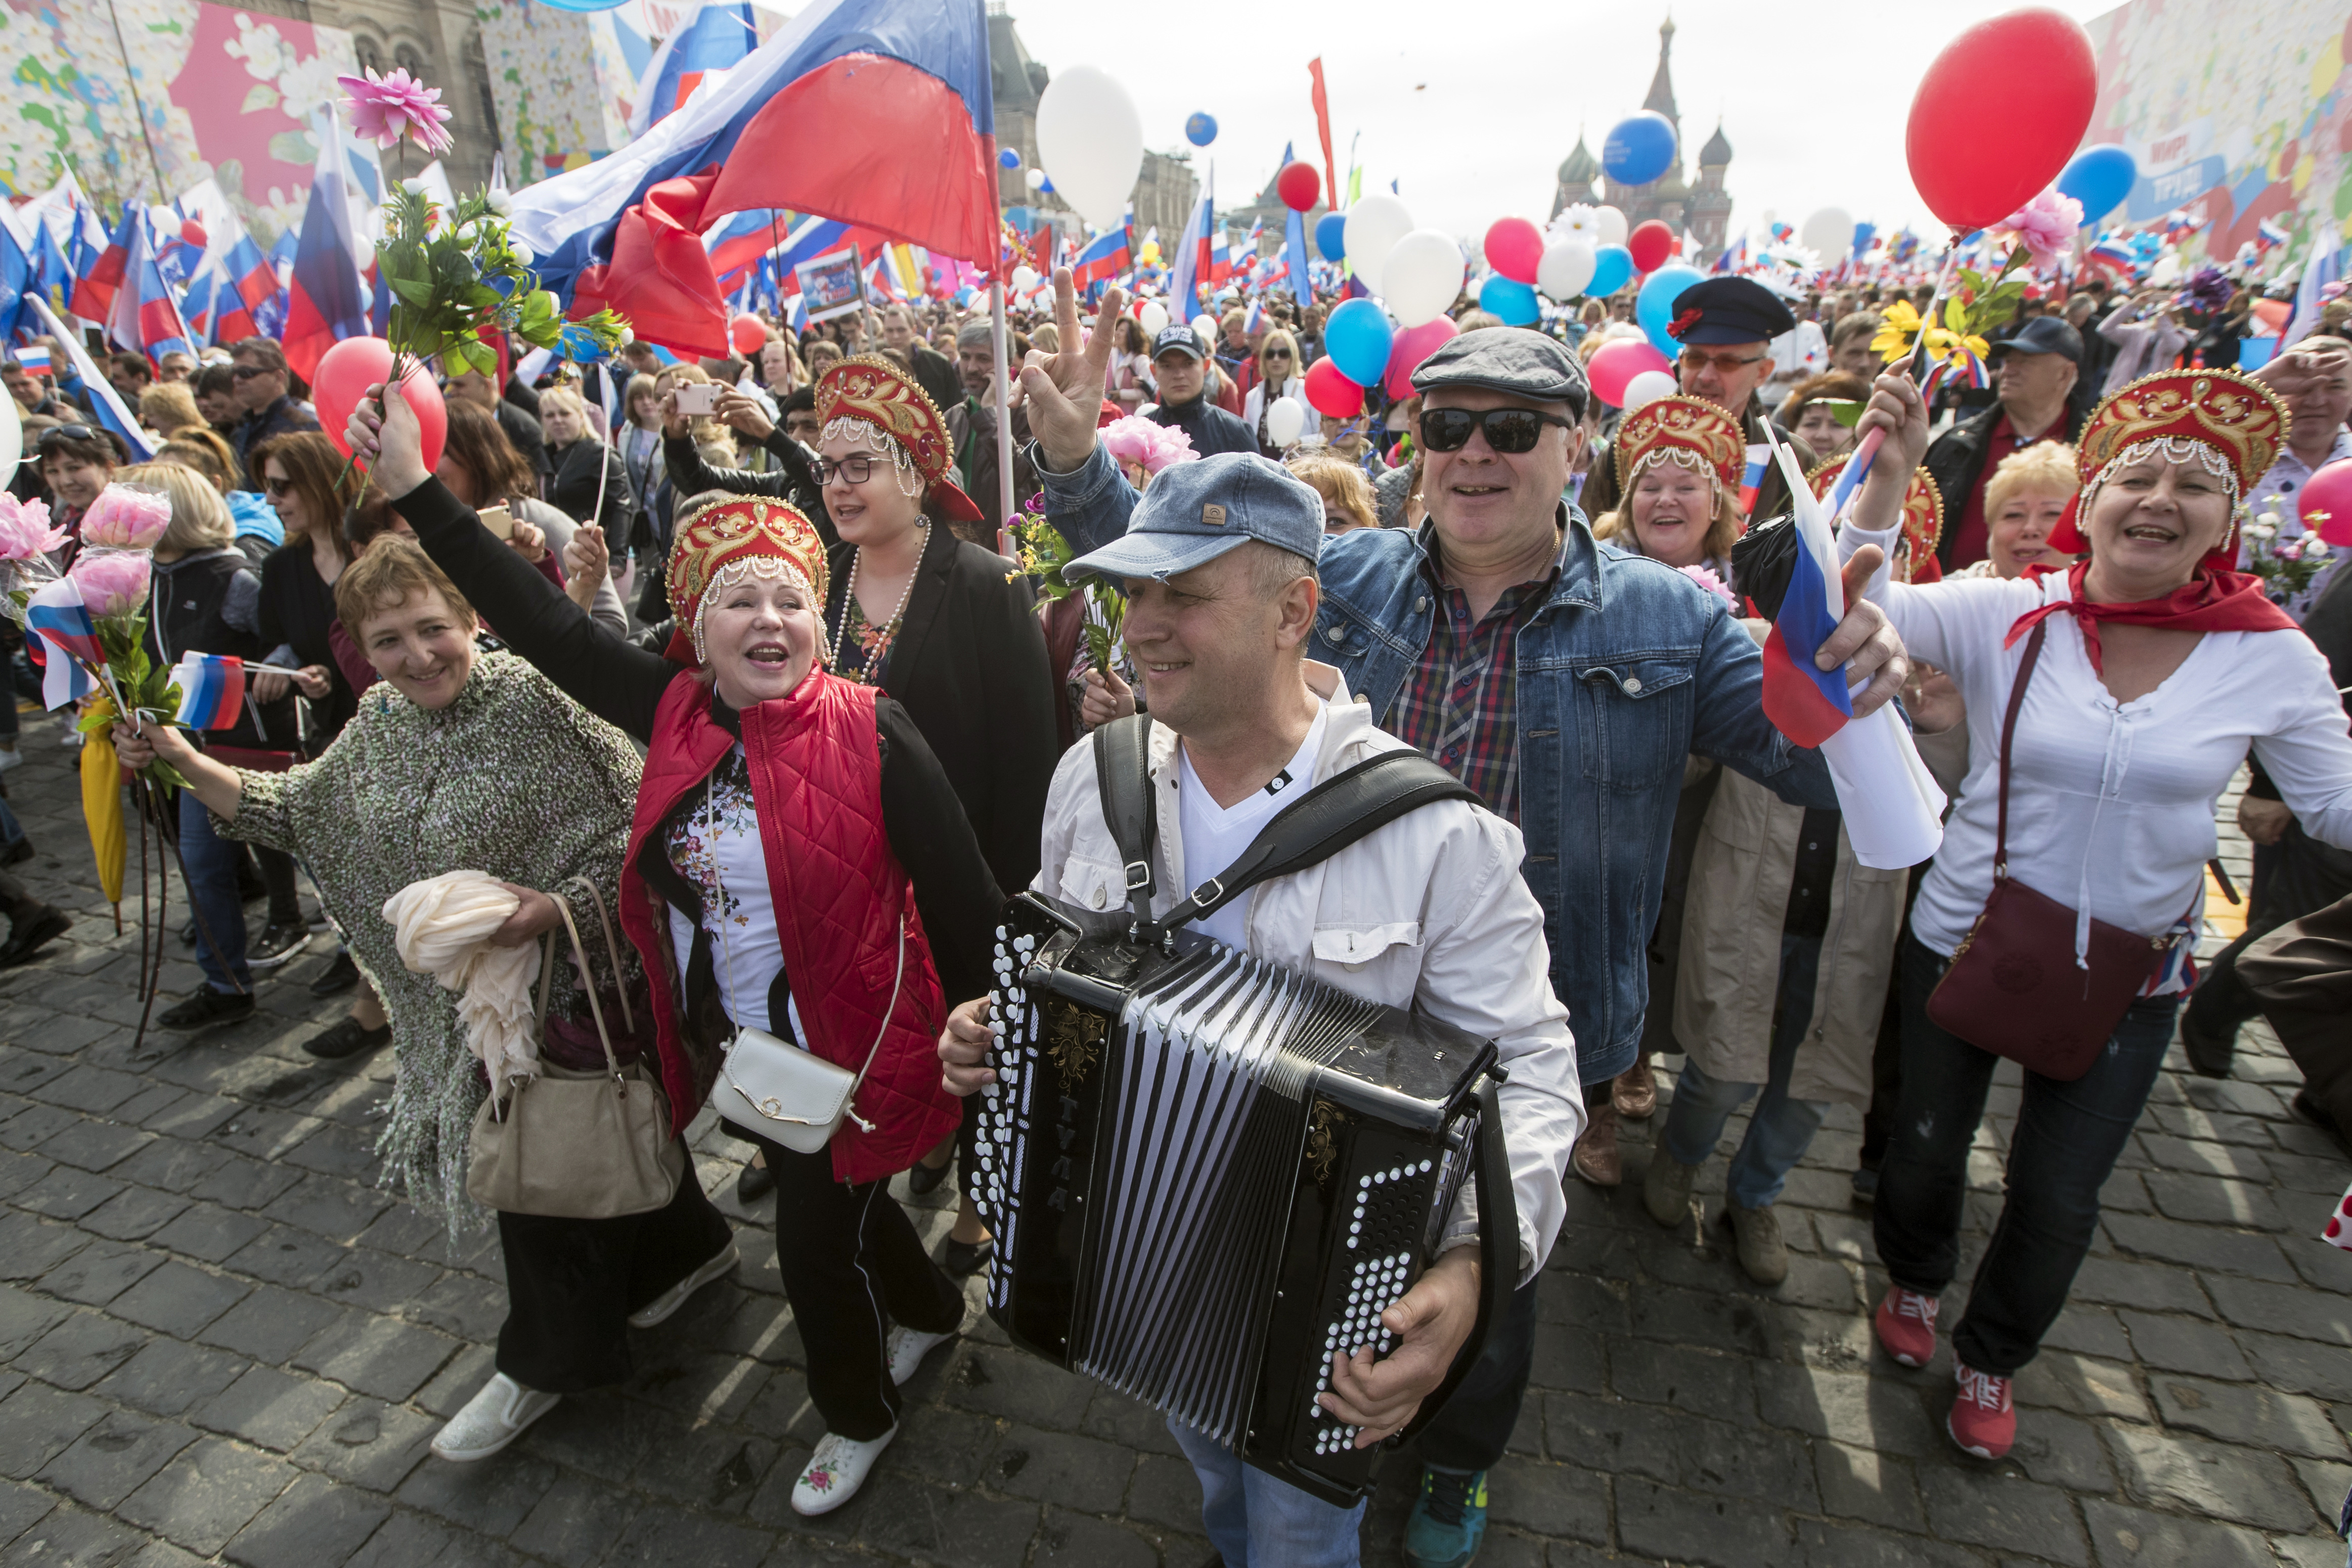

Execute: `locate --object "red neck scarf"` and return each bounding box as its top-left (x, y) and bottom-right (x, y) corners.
top-left (2006, 561), bottom-right (2298, 673)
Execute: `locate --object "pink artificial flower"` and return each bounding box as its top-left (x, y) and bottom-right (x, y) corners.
top-left (1099, 417), bottom-right (1199, 477)
top-left (0, 494), bottom-right (64, 561)
top-left (78, 485), bottom-right (173, 550)
top-left (1678, 563), bottom-right (1737, 609)
top-left (1992, 188), bottom-right (2084, 268)
top-left (69, 550), bottom-right (151, 618)
top-left (338, 67), bottom-right (455, 156)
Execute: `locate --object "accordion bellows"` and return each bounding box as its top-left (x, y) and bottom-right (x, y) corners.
top-left (974, 891), bottom-right (1497, 1506)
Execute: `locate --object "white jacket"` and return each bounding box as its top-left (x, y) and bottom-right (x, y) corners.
top-left (1031, 664), bottom-right (1583, 1283)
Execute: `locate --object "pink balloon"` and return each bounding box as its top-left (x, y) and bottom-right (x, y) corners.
top-left (1586, 339), bottom-right (1673, 408)
top-left (1385, 316), bottom-right (1460, 399)
top-left (1483, 218), bottom-right (1544, 286)
top-left (2302, 456), bottom-right (2352, 549)
top-left (314, 337), bottom-right (447, 473)
top-left (1304, 357), bottom-right (1364, 418)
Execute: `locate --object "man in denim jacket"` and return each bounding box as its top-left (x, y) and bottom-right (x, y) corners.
top-left (1016, 272), bottom-right (1910, 1568)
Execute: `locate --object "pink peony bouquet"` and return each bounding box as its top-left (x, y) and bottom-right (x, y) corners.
top-left (69, 550), bottom-right (152, 618)
top-left (0, 494), bottom-right (64, 562)
top-left (1100, 417), bottom-right (1200, 483)
top-left (1991, 189), bottom-right (2083, 270)
top-left (78, 485), bottom-right (173, 550)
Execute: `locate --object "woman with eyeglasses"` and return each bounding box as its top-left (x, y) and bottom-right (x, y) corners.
top-left (1241, 328), bottom-right (1307, 459)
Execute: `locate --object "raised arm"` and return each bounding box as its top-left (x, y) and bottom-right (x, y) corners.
top-left (1019, 267), bottom-right (1141, 557)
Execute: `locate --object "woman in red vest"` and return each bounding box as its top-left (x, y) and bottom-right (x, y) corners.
top-left (348, 387), bottom-right (1004, 1517)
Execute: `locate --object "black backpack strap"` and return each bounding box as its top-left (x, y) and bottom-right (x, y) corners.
top-left (1091, 714), bottom-right (1158, 924)
top-left (1144, 749), bottom-right (1479, 942)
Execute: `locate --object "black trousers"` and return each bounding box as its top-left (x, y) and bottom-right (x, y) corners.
top-left (1412, 1278), bottom-right (1540, 1473)
top-left (496, 1158), bottom-right (734, 1394)
top-left (750, 1132), bottom-right (964, 1441)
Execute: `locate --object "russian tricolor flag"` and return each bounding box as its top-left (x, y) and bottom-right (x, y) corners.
top-left (171, 653), bottom-right (248, 731)
top-left (26, 294), bottom-right (154, 461)
top-left (1759, 441), bottom-right (1853, 749)
top-left (283, 105), bottom-right (371, 381)
top-left (628, 1), bottom-right (758, 137)
top-left (513, 0), bottom-right (999, 360)
top-left (105, 211), bottom-right (193, 366)
top-left (1170, 172), bottom-right (1212, 316)
top-left (1070, 223), bottom-right (1131, 294)
top-left (26, 578), bottom-right (100, 711)
top-left (1738, 443), bottom-right (1769, 517)
top-left (71, 204), bottom-right (136, 324)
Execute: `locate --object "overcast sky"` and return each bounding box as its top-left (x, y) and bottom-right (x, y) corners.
top-left (998, 0), bottom-right (2118, 243)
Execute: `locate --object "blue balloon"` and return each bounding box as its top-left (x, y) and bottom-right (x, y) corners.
top-left (536, 0), bottom-right (626, 10)
top-left (1635, 263), bottom-right (1706, 358)
top-left (1323, 297), bottom-right (1394, 386)
top-left (1314, 211), bottom-right (1348, 262)
top-left (2057, 143), bottom-right (2138, 226)
top-left (999, 148), bottom-right (1022, 169)
top-left (1601, 111), bottom-right (1677, 187)
top-left (1587, 244), bottom-right (1634, 299)
top-left (1480, 275), bottom-right (1540, 326)
top-left (1039, 175), bottom-right (1054, 193)
top-left (1185, 112), bottom-right (1218, 148)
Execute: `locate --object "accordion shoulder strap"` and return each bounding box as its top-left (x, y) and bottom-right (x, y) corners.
top-left (1093, 714), bottom-right (1160, 924)
top-left (1145, 747), bottom-right (1479, 942)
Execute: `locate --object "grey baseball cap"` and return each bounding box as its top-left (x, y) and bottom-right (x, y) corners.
top-left (1411, 326), bottom-right (1590, 415)
top-left (1065, 452), bottom-right (1323, 584)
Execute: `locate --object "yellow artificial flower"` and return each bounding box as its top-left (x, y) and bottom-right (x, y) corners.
top-left (1872, 300), bottom-right (1921, 364)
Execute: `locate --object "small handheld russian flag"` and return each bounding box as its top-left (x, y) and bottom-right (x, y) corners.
top-left (25, 577), bottom-right (100, 667)
top-left (170, 652), bottom-right (247, 731)
top-left (1759, 437), bottom-right (1854, 749)
top-left (16, 345), bottom-right (50, 375)
top-left (1739, 443), bottom-right (1770, 516)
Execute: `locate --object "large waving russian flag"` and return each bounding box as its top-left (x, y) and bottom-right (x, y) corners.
top-left (282, 105), bottom-right (370, 381)
top-left (1759, 442), bottom-right (1853, 749)
top-left (514, 0), bottom-right (997, 360)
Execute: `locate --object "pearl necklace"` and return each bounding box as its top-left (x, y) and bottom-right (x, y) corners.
top-left (826, 520), bottom-right (930, 678)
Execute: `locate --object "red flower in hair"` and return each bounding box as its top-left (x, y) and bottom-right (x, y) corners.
top-left (1665, 307), bottom-right (1704, 341)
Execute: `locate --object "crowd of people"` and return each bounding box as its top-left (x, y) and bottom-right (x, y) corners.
top-left (6, 239), bottom-right (2351, 1568)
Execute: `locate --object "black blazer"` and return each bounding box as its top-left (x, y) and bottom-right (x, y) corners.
top-left (668, 433), bottom-right (1059, 893)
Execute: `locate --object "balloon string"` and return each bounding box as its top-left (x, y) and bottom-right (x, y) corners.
top-left (1826, 237), bottom-right (1966, 524)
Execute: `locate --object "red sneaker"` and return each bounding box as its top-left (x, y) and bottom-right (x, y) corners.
top-left (1947, 1362), bottom-right (2015, 1459)
top-left (1873, 1286), bottom-right (1939, 1368)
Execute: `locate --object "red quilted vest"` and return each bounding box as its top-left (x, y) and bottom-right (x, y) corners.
top-left (620, 665), bottom-right (961, 1185)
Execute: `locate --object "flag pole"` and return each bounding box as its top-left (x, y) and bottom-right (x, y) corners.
top-left (990, 277), bottom-right (1014, 546)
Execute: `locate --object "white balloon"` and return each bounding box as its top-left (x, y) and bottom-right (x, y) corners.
top-left (1265, 395), bottom-right (1307, 448)
top-left (352, 237), bottom-right (376, 273)
top-left (1341, 195), bottom-right (1414, 295)
top-left (2148, 253), bottom-right (2182, 286)
top-left (1025, 167), bottom-right (1047, 191)
top-left (1799, 206), bottom-right (1853, 262)
top-left (1382, 229), bottom-right (1467, 330)
top-left (0, 376), bottom-right (18, 482)
top-left (1620, 370), bottom-right (1678, 410)
top-left (1136, 300), bottom-right (1169, 337)
top-left (1191, 313), bottom-right (1219, 344)
top-left (1034, 64), bottom-right (1143, 230)
top-left (1592, 205), bottom-right (1628, 247)
top-left (1011, 264), bottom-right (1039, 292)
top-left (1537, 239), bottom-right (1596, 300)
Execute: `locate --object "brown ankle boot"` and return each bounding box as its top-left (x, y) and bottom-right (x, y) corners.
top-left (1612, 1056), bottom-right (1658, 1120)
top-left (1572, 1101), bottom-right (1622, 1187)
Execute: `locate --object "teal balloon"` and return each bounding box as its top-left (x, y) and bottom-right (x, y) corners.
top-left (1323, 297), bottom-right (1394, 386)
top-left (1635, 263), bottom-right (1706, 357)
top-left (1479, 275), bottom-right (1540, 326)
top-left (1185, 112), bottom-right (1218, 148)
top-left (1587, 244), bottom-right (1634, 299)
top-left (1314, 211), bottom-right (1347, 261)
top-left (2057, 144), bottom-right (2137, 226)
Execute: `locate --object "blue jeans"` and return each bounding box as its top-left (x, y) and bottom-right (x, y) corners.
top-left (1873, 932), bottom-right (2179, 1375)
top-left (178, 788), bottom-right (249, 994)
top-left (1661, 932), bottom-right (1831, 1208)
top-left (0, 795), bottom-right (23, 849)
top-left (1169, 1418), bottom-right (1366, 1568)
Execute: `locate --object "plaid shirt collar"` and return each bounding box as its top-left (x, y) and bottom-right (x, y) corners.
top-left (1414, 504), bottom-right (1585, 607)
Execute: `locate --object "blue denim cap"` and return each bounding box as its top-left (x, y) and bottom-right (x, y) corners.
top-left (1064, 451), bottom-right (1325, 584)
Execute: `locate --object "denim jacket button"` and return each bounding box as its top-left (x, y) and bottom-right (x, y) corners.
top-left (1623, 675), bottom-right (1644, 694)
top-left (1414, 596), bottom-right (1429, 613)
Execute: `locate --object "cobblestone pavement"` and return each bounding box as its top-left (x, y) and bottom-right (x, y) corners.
top-left (0, 712), bottom-right (2346, 1568)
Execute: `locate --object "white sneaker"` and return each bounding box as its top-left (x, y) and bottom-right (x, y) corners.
top-left (0, 747), bottom-right (20, 774)
top-left (886, 1321), bottom-right (958, 1386)
top-left (429, 1373), bottom-right (560, 1462)
top-left (791, 1427), bottom-right (895, 1515)
top-left (627, 1239), bottom-right (739, 1328)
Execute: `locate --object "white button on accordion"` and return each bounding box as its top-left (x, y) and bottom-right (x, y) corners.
top-left (972, 890), bottom-right (1512, 1507)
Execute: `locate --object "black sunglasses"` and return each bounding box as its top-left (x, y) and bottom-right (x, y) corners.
top-left (35, 424), bottom-right (102, 451)
top-left (1419, 407), bottom-right (1573, 454)
top-left (230, 364), bottom-right (271, 380)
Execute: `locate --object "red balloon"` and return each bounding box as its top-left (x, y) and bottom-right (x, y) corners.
top-left (1385, 316), bottom-right (1459, 399)
top-left (1303, 356), bottom-right (1364, 418)
top-left (730, 312), bottom-right (767, 356)
top-left (1483, 218), bottom-right (1544, 286)
top-left (1626, 220), bottom-right (1675, 275)
top-left (2301, 457), bottom-right (2352, 549)
top-left (1906, 7), bottom-right (2098, 232)
top-left (1585, 339), bottom-right (1673, 408)
top-left (314, 337), bottom-right (448, 475)
top-left (179, 219), bottom-right (207, 251)
top-left (1276, 161), bottom-right (1321, 213)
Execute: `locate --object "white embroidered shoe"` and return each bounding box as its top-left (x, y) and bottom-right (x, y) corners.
top-left (791, 1427), bottom-right (897, 1515)
top-left (430, 1373), bottom-right (560, 1463)
top-left (628, 1240), bottom-right (740, 1329)
top-left (886, 1322), bottom-right (959, 1386)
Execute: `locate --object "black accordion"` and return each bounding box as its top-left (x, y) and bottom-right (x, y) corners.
top-left (971, 890), bottom-right (1511, 1507)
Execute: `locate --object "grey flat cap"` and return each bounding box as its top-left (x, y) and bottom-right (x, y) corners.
top-left (1411, 327), bottom-right (1589, 414)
